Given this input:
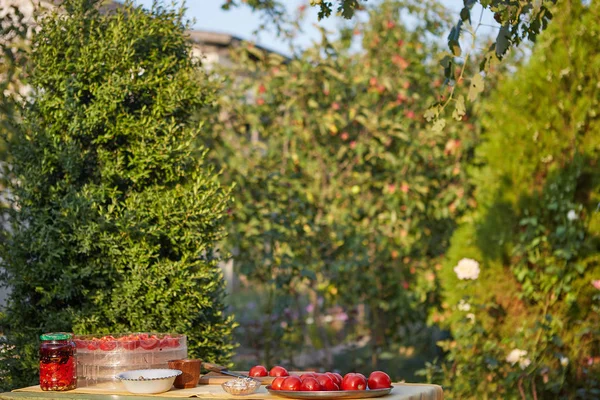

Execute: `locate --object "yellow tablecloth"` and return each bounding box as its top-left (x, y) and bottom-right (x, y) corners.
top-left (11, 383), bottom-right (442, 400)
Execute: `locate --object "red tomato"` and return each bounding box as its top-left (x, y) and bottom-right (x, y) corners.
top-left (86, 339), bottom-right (99, 351)
top-left (118, 335), bottom-right (139, 350)
top-left (341, 373), bottom-right (354, 388)
top-left (300, 373), bottom-right (317, 380)
top-left (367, 371), bottom-right (392, 389)
top-left (317, 375), bottom-right (332, 387)
top-left (249, 365), bottom-right (269, 377)
top-left (300, 377), bottom-right (321, 391)
top-left (99, 339), bottom-right (117, 351)
top-left (332, 373), bottom-right (343, 384)
top-left (167, 336), bottom-right (180, 348)
top-left (139, 336), bottom-right (159, 350)
top-left (269, 366), bottom-right (289, 377)
top-left (318, 375), bottom-right (339, 391)
top-left (159, 335), bottom-right (171, 348)
top-left (74, 339), bottom-right (88, 349)
top-left (325, 372), bottom-right (342, 386)
top-left (281, 376), bottom-right (302, 391)
top-left (271, 377), bottom-right (286, 390)
top-left (341, 373), bottom-right (367, 391)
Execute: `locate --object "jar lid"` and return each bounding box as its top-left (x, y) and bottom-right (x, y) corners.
top-left (40, 332), bottom-right (72, 341)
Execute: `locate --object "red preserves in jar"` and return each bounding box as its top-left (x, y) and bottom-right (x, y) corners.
top-left (39, 332), bottom-right (77, 391)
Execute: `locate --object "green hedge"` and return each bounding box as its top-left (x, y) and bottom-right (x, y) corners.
top-left (434, 1), bottom-right (600, 398)
top-left (0, 0), bottom-right (235, 390)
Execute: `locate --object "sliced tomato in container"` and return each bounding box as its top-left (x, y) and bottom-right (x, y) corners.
top-left (119, 335), bottom-right (140, 350)
top-left (86, 339), bottom-right (99, 351)
top-left (166, 336), bottom-right (180, 348)
top-left (73, 339), bottom-right (88, 349)
top-left (98, 341), bottom-right (114, 351)
top-left (99, 339), bottom-right (117, 351)
top-left (158, 335), bottom-right (171, 349)
top-left (139, 336), bottom-right (159, 350)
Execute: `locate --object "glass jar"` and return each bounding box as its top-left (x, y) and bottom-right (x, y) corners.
top-left (39, 332), bottom-right (77, 391)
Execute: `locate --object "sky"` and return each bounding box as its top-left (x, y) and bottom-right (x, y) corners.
top-left (130, 0), bottom-right (497, 57)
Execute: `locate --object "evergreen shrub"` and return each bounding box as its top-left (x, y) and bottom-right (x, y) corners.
top-left (0, 0), bottom-right (235, 390)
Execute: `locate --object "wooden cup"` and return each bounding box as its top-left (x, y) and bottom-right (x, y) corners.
top-left (168, 359), bottom-right (202, 389)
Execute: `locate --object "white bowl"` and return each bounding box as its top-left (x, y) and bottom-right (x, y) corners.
top-left (116, 368), bottom-right (182, 394)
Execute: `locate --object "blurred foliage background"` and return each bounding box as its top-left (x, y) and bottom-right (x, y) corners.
top-left (203, 0), bottom-right (479, 380)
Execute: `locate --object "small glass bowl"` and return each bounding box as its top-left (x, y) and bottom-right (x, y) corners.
top-left (221, 377), bottom-right (261, 395)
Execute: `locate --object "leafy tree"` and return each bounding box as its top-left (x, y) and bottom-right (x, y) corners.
top-left (223, 0), bottom-right (555, 94)
top-left (0, 0), bottom-right (235, 390)
top-left (206, 0), bottom-right (477, 372)
top-left (431, 1), bottom-right (600, 398)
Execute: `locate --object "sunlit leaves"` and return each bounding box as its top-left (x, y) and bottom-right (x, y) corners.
top-left (431, 117), bottom-right (446, 132)
top-left (467, 73), bottom-right (484, 102)
top-left (452, 95), bottom-right (466, 121)
top-left (228, 0), bottom-right (557, 111)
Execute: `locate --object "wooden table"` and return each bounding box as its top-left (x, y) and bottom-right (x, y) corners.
top-left (1, 383), bottom-right (443, 400)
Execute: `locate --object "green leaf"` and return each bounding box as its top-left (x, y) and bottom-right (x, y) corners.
top-left (467, 73), bottom-right (485, 102)
top-left (431, 118), bottom-right (446, 133)
top-left (496, 24), bottom-right (511, 58)
top-left (424, 105), bottom-right (441, 122)
top-left (323, 65), bottom-right (345, 81)
top-left (452, 95), bottom-right (466, 121)
top-left (245, 44), bottom-right (266, 60)
top-left (447, 21), bottom-right (463, 57)
top-left (460, 7), bottom-right (471, 25)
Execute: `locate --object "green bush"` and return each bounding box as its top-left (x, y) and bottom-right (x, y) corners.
top-left (0, 0), bottom-right (235, 390)
top-left (205, 0), bottom-right (476, 370)
top-left (433, 1), bottom-right (600, 398)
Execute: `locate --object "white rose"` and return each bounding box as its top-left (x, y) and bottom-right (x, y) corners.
top-left (519, 358), bottom-right (531, 370)
top-left (466, 313), bottom-right (475, 323)
top-left (454, 258), bottom-right (481, 280)
top-left (567, 210), bottom-right (578, 221)
top-left (560, 356), bottom-right (569, 367)
top-left (506, 349), bottom-right (528, 365)
top-left (458, 299), bottom-right (471, 311)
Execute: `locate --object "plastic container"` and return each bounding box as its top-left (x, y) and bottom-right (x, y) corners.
top-left (73, 333), bottom-right (187, 389)
top-left (39, 332), bottom-right (77, 391)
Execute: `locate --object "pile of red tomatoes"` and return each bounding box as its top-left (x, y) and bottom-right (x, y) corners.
top-left (249, 365), bottom-right (392, 392)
